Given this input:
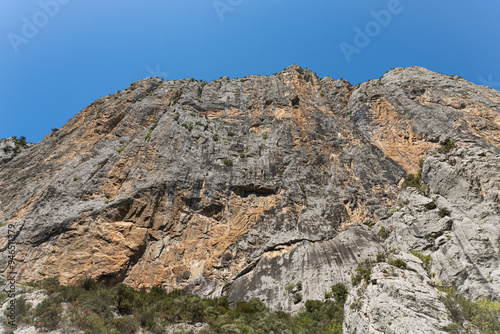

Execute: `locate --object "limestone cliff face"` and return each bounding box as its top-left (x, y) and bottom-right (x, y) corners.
top-left (0, 137), bottom-right (32, 168)
top-left (0, 66), bottom-right (498, 317)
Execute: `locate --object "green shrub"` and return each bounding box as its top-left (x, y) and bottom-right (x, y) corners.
top-left (402, 173), bottom-right (420, 188)
top-left (114, 283), bottom-right (137, 315)
top-left (248, 298), bottom-right (267, 313)
top-left (438, 207), bottom-right (451, 217)
top-left (34, 295), bottom-right (63, 331)
top-left (235, 301), bottom-right (257, 314)
top-left (388, 258), bottom-right (407, 269)
top-left (293, 293), bottom-right (302, 304)
top-left (112, 316), bottom-right (139, 334)
top-left (262, 133), bottom-right (269, 140)
top-left (117, 147), bottom-right (124, 152)
top-left (29, 276), bottom-right (348, 334)
top-left (378, 226), bottom-right (388, 239)
top-left (41, 277), bottom-right (61, 295)
top-left (228, 131), bottom-right (236, 136)
top-left (402, 169), bottom-right (429, 195)
top-left (305, 300), bottom-right (323, 313)
top-left (350, 298), bottom-right (362, 310)
top-left (409, 250), bottom-right (432, 273)
top-left (213, 135), bottom-right (219, 142)
top-left (239, 152), bottom-right (247, 158)
top-left (438, 138), bottom-right (455, 154)
top-left (223, 159), bottom-right (233, 166)
top-left (3, 296), bottom-right (32, 326)
top-left (331, 283), bottom-right (348, 303)
top-left (80, 277), bottom-right (98, 291)
top-left (438, 284), bottom-right (500, 333)
top-left (425, 201), bottom-right (437, 210)
top-left (376, 253), bottom-right (386, 263)
top-left (352, 260), bottom-right (373, 286)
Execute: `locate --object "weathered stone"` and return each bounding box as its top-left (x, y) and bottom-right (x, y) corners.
top-left (0, 65), bottom-right (498, 327)
top-left (343, 252), bottom-right (453, 334)
top-left (376, 144), bottom-right (500, 301)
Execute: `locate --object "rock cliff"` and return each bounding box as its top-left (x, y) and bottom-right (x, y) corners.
top-left (0, 65), bottom-right (499, 332)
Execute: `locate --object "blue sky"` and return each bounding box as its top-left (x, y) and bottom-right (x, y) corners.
top-left (1, 0), bottom-right (499, 143)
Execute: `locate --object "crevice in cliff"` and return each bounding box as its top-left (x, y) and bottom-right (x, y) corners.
top-left (231, 185), bottom-right (277, 198)
top-left (225, 236), bottom-right (329, 291)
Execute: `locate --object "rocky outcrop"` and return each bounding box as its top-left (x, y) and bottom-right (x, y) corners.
top-left (0, 65), bottom-right (498, 324)
top-left (375, 143), bottom-right (500, 301)
top-left (227, 224), bottom-right (384, 312)
top-left (0, 137), bottom-right (32, 169)
top-left (343, 251), bottom-right (453, 334)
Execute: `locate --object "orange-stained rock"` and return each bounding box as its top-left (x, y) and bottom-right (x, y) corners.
top-left (0, 66), bottom-right (498, 305)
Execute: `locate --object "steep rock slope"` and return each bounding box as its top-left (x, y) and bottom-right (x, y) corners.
top-left (0, 66), bottom-right (498, 316)
top-left (375, 144), bottom-right (500, 301)
top-left (0, 137), bottom-right (32, 168)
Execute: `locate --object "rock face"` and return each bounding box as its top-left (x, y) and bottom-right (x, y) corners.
top-left (0, 137), bottom-right (32, 169)
top-left (343, 251), bottom-right (453, 334)
top-left (227, 224), bottom-right (384, 312)
top-left (376, 144), bottom-right (500, 301)
top-left (0, 65), bottom-right (498, 325)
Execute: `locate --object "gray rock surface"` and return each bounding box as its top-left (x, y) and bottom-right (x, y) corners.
top-left (0, 137), bottom-right (32, 169)
top-left (227, 224), bottom-right (384, 312)
top-left (343, 251), bottom-right (453, 334)
top-left (376, 144), bottom-right (500, 301)
top-left (0, 65), bottom-right (498, 332)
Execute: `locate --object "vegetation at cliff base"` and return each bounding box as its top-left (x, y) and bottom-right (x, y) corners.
top-left (4, 277), bottom-right (347, 334)
top-left (437, 284), bottom-right (500, 334)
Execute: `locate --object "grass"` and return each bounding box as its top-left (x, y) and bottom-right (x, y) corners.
top-left (13, 277), bottom-right (347, 334)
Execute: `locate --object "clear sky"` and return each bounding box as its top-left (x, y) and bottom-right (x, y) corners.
top-left (1, 0), bottom-right (499, 143)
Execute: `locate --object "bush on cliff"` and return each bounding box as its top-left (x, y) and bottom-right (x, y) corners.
top-left (19, 277), bottom-right (347, 334)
